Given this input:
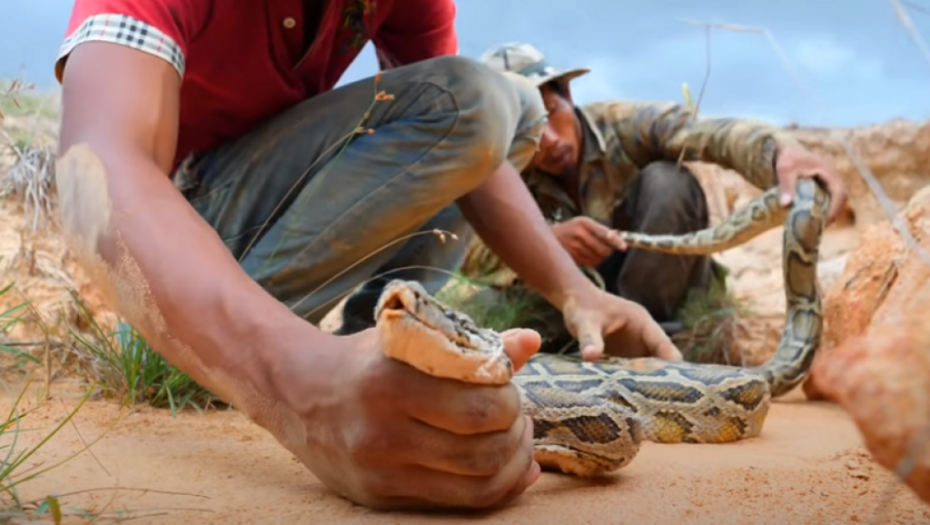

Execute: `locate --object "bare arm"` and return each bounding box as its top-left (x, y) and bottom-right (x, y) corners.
top-left (57, 42), bottom-right (320, 414)
top-left (457, 160), bottom-right (597, 311)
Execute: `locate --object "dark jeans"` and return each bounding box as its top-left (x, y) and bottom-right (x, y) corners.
top-left (596, 160), bottom-right (715, 324)
top-left (170, 57), bottom-right (546, 327)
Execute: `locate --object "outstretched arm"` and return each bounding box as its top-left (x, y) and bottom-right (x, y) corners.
top-left (607, 101), bottom-right (847, 221)
top-left (608, 101), bottom-right (797, 190)
top-left (457, 162), bottom-right (594, 313)
top-left (458, 160), bottom-right (680, 362)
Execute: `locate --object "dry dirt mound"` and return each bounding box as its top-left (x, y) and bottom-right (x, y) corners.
top-left (801, 186), bottom-right (930, 505)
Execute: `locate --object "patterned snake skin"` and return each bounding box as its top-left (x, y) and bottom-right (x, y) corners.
top-left (374, 177), bottom-right (830, 477)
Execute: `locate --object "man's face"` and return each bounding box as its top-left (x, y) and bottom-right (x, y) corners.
top-left (531, 81), bottom-right (582, 177)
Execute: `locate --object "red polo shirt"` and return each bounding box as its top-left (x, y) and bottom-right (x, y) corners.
top-left (54, 0), bottom-right (459, 172)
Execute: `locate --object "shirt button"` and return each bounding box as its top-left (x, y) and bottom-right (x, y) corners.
top-left (283, 17), bottom-right (296, 29)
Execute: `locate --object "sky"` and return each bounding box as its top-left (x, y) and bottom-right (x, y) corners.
top-left (2, 0), bottom-right (929, 128)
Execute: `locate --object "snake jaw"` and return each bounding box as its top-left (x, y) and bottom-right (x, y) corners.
top-left (375, 280), bottom-right (513, 386)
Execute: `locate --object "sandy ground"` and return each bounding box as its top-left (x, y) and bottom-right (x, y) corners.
top-left (3, 380), bottom-right (929, 525)
top-left (6, 219), bottom-right (924, 524)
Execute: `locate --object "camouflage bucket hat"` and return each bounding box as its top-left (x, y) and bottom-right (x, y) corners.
top-left (481, 42), bottom-right (590, 87)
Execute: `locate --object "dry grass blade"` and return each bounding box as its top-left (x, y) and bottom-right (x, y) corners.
top-left (0, 139), bottom-right (55, 232)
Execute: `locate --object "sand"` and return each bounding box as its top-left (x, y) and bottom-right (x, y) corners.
top-left (4, 214), bottom-right (927, 524)
top-left (2, 380), bottom-right (929, 525)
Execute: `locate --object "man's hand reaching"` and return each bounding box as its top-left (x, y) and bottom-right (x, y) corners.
top-left (560, 286), bottom-right (683, 362)
top-left (552, 216), bottom-right (626, 267)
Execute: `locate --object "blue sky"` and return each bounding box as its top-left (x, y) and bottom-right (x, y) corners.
top-left (2, 0), bottom-right (929, 128)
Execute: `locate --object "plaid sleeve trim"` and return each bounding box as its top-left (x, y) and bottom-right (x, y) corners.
top-left (56, 13), bottom-right (186, 81)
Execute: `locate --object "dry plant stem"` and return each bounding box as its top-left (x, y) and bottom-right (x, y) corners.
top-left (676, 23), bottom-right (731, 224)
top-left (889, 0), bottom-right (930, 67)
top-left (11, 288), bottom-right (55, 400)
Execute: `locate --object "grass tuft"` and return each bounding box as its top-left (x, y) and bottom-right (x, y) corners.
top-left (435, 274), bottom-right (580, 355)
top-left (1, 379), bottom-right (93, 524)
top-left (67, 292), bottom-right (220, 416)
top-left (671, 275), bottom-right (753, 365)
top-left (435, 275), bottom-right (542, 334)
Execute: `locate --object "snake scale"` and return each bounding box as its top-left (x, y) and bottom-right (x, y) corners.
top-left (374, 177), bottom-right (831, 477)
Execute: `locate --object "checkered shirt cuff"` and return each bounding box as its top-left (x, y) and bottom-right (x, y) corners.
top-left (58, 13), bottom-right (185, 79)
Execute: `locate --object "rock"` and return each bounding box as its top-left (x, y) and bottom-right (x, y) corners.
top-left (803, 185), bottom-right (930, 400)
top-left (811, 285), bottom-right (930, 504)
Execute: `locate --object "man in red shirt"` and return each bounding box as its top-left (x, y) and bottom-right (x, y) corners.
top-left (53, 0), bottom-right (681, 511)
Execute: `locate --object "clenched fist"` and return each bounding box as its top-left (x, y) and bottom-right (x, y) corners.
top-left (266, 326), bottom-right (544, 511)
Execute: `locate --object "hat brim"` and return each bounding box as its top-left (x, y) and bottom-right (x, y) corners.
top-left (532, 67), bottom-right (591, 87)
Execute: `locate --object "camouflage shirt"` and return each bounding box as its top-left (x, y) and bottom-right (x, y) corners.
top-left (459, 99), bottom-right (806, 287)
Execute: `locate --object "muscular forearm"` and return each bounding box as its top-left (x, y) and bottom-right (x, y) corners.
top-left (457, 161), bottom-right (596, 310)
top-left (55, 143), bottom-right (317, 410)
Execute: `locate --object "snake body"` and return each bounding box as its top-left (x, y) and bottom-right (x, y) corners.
top-left (375, 177), bottom-right (830, 477)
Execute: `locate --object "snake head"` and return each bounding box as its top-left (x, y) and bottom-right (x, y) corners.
top-left (375, 279), bottom-right (513, 385)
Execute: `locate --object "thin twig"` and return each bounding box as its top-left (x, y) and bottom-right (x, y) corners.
top-left (889, 0), bottom-right (930, 67)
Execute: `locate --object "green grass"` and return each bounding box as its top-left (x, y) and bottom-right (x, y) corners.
top-left (434, 273), bottom-right (580, 354)
top-left (0, 284), bottom-right (40, 368)
top-left (1, 380), bottom-right (93, 525)
top-left (67, 291), bottom-right (220, 416)
top-left (436, 264), bottom-right (752, 364)
top-left (435, 274), bottom-right (543, 333)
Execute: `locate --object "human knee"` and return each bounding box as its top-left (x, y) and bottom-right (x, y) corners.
top-left (637, 161), bottom-right (708, 212)
top-left (425, 56), bottom-right (545, 180)
top-left (638, 161), bottom-right (700, 196)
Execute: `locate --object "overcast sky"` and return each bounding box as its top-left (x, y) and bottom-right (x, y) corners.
top-left (2, 0), bottom-right (929, 128)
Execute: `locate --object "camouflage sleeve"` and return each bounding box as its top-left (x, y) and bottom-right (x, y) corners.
top-left (609, 101), bottom-right (806, 191)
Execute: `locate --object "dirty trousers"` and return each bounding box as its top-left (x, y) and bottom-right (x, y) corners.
top-left (598, 160), bottom-right (716, 324)
top-left (170, 57), bottom-right (545, 328)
